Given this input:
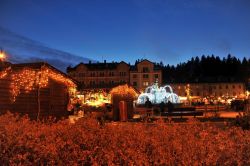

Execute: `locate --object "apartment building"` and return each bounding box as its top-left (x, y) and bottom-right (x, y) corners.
top-left (130, 60), bottom-right (162, 91)
top-left (170, 82), bottom-right (246, 98)
top-left (67, 59), bottom-right (162, 91)
top-left (67, 61), bottom-right (130, 89)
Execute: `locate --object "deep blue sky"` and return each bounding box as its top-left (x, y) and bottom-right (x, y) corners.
top-left (0, 0), bottom-right (250, 65)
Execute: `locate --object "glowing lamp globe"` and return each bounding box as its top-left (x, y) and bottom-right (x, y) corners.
top-left (0, 51), bottom-right (6, 61)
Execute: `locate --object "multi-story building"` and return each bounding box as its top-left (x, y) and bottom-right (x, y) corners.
top-left (170, 82), bottom-right (246, 98)
top-left (130, 60), bottom-right (162, 91)
top-left (67, 61), bottom-right (130, 89)
top-left (67, 59), bottom-right (162, 91)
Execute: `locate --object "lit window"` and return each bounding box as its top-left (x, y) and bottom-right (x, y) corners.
top-left (143, 82), bottom-right (149, 86)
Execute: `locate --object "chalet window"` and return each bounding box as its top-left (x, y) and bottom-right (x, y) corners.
top-left (109, 72), bottom-right (114, 76)
top-left (133, 82), bottom-right (137, 86)
top-left (133, 74), bottom-right (137, 78)
top-left (79, 73), bottom-right (85, 77)
top-left (143, 74), bottom-right (149, 78)
top-left (100, 72), bottom-right (104, 77)
top-left (90, 81), bottom-right (95, 85)
top-left (119, 72), bottom-right (126, 76)
top-left (90, 72), bottom-right (95, 77)
top-left (109, 81), bottom-right (114, 85)
top-left (119, 80), bottom-right (126, 84)
top-left (154, 74), bottom-right (158, 78)
top-left (142, 67), bottom-right (149, 72)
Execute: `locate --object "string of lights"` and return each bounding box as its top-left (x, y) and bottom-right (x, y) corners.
top-left (110, 84), bottom-right (138, 97)
top-left (1, 65), bottom-right (76, 102)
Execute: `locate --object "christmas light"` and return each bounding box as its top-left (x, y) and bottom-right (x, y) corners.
top-left (0, 67), bottom-right (11, 79)
top-left (110, 84), bottom-right (138, 97)
top-left (0, 65), bottom-right (76, 102)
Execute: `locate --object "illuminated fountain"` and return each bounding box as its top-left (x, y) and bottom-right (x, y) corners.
top-left (137, 81), bottom-right (180, 104)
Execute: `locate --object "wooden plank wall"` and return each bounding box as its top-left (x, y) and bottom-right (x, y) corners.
top-left (49, 78), bottom-right (69, 119)
top-left (0, 72), bottom-right (70, 120)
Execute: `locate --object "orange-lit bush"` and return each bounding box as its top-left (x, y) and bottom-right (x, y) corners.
top-left (0, 113), bottom-right (250, 165)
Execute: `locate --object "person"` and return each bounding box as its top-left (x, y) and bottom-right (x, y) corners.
top-left (167, 101), bottom-right (173, 113)
top-left (145, 97), bottom-right (152, 108)
top-left (145, 97), bottom-right (153, 117)
top-left (159, 101), bottom-right (165, 113)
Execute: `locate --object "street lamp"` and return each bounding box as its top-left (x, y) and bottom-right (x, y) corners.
top-left (0, 49), bottom-right (6, 61)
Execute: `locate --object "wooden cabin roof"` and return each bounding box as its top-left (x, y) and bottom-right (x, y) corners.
top-left (0, 61), bottom-right (78, 86)
top-left (12, 62), bottom-right (77, 84)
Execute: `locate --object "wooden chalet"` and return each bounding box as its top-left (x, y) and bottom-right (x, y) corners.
top-left (0, 62), bottom-right (77, 120)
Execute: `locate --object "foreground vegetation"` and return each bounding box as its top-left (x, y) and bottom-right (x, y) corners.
top-left (0, 113), bottom-right (250, 165)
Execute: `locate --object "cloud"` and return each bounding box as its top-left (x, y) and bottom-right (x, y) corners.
top-left (0, 26), bottom-right (93, 71)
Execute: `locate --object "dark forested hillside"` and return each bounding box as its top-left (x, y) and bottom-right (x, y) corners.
top-left (152, 54), bottom-right (250, 85)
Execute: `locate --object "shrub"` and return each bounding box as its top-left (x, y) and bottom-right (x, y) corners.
top-left (0, 112), bottom-right (250, 165)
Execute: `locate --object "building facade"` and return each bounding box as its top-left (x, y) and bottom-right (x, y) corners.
top-left (130, 60), bottom-right (162, 91)
top-left (170, 82), bottom-right (246, 98)
top-left (67, 59), bottom-right (162, 91)
top-left (67, 61), bottom-right (130, 89)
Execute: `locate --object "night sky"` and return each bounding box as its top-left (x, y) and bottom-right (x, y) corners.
top-left (0, 0), bottom-right (250, 65)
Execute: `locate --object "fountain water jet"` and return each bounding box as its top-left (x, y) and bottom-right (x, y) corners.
top-left (137, 81), bottom-right (180, 104)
